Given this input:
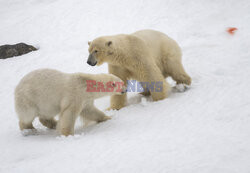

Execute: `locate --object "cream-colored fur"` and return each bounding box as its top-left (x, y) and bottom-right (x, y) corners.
top-left (87, 29), bottom-right (191, 110)
top-left (15, 69), bottom-right (125, 136)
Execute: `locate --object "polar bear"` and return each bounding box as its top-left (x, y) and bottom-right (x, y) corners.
top-left (87, 29), bottom-right (191, 110)
top-left (15, 69), bottom-right (126, 136)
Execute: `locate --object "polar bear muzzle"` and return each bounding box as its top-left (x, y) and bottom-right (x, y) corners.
top-left (87, 54), bottom-right (97, 66)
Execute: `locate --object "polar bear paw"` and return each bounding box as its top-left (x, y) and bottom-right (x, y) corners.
top-left (21, 129), bottom-right (38, 136)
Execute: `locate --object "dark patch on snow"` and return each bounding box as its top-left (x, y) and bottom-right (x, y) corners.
top-left (0, 43), bottom-right (37, 59)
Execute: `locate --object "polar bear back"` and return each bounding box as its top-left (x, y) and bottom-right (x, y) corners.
top-left (132, 29), bottom-right (181, 59)
top-left (15, 69), bottom-right (73, 117)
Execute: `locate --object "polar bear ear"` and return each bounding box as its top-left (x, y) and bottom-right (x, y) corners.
top-left (88, 41), bottom-right (91, 46)
top-left (105, 41), bottom-right (112, 47)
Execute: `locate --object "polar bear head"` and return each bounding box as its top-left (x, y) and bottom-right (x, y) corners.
top-left (87, 34), bottom-right (133, 67)
top-left (87, 36), bottom-right (116, 66)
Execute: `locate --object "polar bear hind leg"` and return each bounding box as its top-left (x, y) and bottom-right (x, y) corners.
top-left (39, 117), bottom-right (57, 129)
top-left (18, 108), bottom-right (36, 130)
top-left (163, 55), bottom-right (191, 85)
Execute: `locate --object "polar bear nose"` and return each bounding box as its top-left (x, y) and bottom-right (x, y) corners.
top-left (121, 86), bottom-right (127, 94)
top-left (87, 54), bottom-right (97, 66)
top-left (87, 60), bottom-right (97, 66)
top-left (121, 89), bottom-right (127, 94)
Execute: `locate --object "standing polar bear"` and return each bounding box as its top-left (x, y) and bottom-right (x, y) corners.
top-left (15, 69), bottom-right (126, 136)
top-left (87, 29), bottom-right (191, 110)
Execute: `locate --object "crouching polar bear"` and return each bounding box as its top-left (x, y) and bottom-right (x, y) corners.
top-left (87, 29), bottom-right (191, 110)
top-left (15, 69), bottom-right (126, 136)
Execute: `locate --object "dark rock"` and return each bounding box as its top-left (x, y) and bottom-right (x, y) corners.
top-left (0, 43), bottom-right (37, 59)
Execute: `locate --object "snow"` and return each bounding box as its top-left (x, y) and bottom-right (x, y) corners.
top-left (0, 0), bottom-right (250, 172)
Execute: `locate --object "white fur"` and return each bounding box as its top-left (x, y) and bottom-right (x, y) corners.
top-left (15, 69), bottom-right (125, 136)
top-left (88, 29), bottom-right (192, 110)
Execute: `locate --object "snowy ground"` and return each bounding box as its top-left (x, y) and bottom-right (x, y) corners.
top-left (1, 0), bottom-right (250, 172)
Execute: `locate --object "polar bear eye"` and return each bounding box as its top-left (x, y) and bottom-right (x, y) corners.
top-left (94, 50), bottom-right (98, 53)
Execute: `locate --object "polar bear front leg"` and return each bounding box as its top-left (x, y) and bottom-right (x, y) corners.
top-left (151, 79), bottom-right (170, 101)
top-left (57, 108), bottom-right (78, 136)
top-left (80, 104), bottom-right (111, 123)
top-left (108, 64), bottom-right (128, 110)
top-left (146, 67), bottom-right (171, 101)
